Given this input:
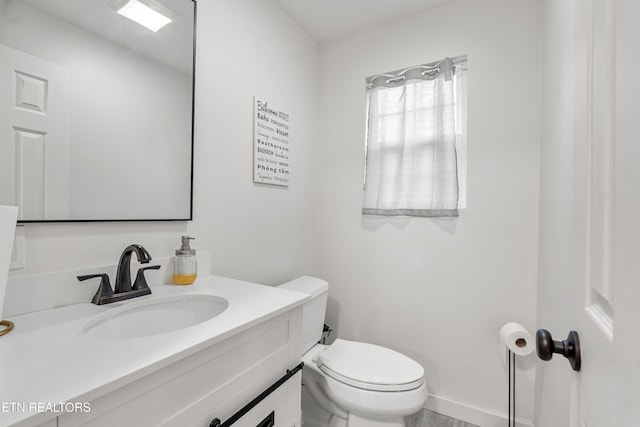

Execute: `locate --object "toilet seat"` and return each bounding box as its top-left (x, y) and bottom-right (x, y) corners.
top-left (317, 339), bottom-right (424, 392)
top-left (303, 344), bottom-right (428, 418)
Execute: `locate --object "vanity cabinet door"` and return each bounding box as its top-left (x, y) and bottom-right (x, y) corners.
top-left (167, 371), bottom-right (301, 427)
top-left (58, 312), bottom-right (299, 427)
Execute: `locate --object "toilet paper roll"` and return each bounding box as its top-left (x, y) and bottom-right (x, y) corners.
top-left (499, 322), bottom-right (534, 367)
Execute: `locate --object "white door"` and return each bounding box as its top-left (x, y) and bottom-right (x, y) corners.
top-left (0, 43), bottom-right (69, 220)
top-left (538, 1), bottom-right (640, 426)
top-left (573, 0), bottom-right (640, 424)
top-left (595, 0), bottom-right (640, 424)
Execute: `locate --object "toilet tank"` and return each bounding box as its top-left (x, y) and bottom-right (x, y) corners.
top-left (278, 276), bottom-right (328, 353)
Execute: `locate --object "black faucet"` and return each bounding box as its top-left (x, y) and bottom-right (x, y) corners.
top-left (77, 244), bottom-right (160, 305)
top-left (115, 244), bottom-right (152, 293)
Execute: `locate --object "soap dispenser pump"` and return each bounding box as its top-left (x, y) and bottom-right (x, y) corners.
top-left (172, 235), bottom-right (197, 285)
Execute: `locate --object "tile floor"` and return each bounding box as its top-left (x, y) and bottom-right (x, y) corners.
top-left (406, 409), bottom-right (479, 427)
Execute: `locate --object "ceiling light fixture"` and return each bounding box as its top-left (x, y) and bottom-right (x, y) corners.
top-left (117, 0), bottom-right (172, 32)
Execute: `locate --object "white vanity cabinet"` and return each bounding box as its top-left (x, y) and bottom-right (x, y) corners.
top-left (58, 308), bottom-right (302, 427)
top-left (1, 275), bottom-right (307, 427)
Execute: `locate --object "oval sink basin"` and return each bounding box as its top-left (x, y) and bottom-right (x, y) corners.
top-left (83, 294), bottom-right (229, 339)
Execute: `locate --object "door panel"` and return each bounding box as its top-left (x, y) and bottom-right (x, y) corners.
top-left (14, 128), bottom-right (47, 218)
top-left (0, 43), bottom-right (69, 219)
top-left (588, 0), bottom-right (615, 311)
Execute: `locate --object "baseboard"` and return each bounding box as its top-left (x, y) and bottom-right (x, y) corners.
top-left (425, 394), bottom-right (534, 427)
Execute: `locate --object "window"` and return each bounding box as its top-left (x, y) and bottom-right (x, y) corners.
top-left (362, 56), bottom-right (467, 217)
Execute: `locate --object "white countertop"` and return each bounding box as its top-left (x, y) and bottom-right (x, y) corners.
top-left (0, 275), bottom-right (308, 427)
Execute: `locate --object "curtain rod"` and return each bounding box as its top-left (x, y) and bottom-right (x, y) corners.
top-left (367, 55), bottom-right (467, 86)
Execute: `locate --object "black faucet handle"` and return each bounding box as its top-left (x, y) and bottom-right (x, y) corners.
top-left (132, 265), bottom-right (161, 291)
top-left (77, 274), bottom-right (114, 305)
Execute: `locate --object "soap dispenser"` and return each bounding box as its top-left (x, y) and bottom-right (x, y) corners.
top-left (172, 235), bottom-right (197, 285)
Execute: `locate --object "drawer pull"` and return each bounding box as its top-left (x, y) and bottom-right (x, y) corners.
top-left (210, 362), bottom-right (303, 427)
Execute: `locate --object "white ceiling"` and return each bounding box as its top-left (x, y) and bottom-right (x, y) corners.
top-left (273, 0), bottom-right (459, 43)
top-left (20, 0), bottom-right (194, 73)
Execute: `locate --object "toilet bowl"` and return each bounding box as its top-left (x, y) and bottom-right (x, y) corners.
top-left (278, 276), bottom-right (428, 427)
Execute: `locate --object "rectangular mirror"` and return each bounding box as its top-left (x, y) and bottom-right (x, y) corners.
top-left (0, 0), bottom-right (195, 222)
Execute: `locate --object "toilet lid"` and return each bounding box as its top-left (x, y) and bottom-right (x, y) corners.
top-left (317, 339), bottom-right (424, 392)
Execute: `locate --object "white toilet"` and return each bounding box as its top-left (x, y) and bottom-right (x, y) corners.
top-left (279, 276), bottom-right (428, 427)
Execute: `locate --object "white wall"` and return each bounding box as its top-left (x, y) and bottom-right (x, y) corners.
top-left (187, 0), bottom-right (319, 285)
top-left (315, 0), bottom-right (541, 424)
top-left (7, 0), bottom-right (319, 289)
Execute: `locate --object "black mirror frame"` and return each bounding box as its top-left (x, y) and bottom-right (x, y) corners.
top-left (17, 0), bottom-right (197, 224)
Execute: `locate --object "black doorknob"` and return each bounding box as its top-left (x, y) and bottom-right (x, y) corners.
top-left (536, 329), bottom-right (581, 372)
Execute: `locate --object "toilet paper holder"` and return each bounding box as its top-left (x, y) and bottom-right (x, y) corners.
top-left (536, 329), bottom-right (581, 371)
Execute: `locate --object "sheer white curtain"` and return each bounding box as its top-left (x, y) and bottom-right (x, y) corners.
top-left (362, 57), bottom-right (466, 217)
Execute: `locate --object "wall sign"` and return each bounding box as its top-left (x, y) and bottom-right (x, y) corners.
top-left (253, 97), bottom-right (290, 187)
